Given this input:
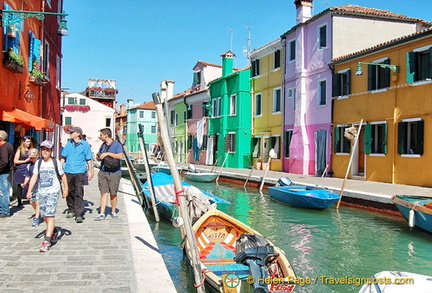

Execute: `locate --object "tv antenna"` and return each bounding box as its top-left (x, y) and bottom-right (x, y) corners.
top-left (226, 27), bottom-right (233, 51)
top-left (242, 25), bottom-right (252, 60)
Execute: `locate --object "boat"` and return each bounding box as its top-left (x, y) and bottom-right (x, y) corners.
top-left (133, 158), bottom-right (158, 171)
top-left (182, 164), bottom-right (218, 183)
top-left (185, 209), bottom-right (297, 292)
top-left (121, 157), bottom-right (135, 177)
top-left (391, 195), bottom-right (432, 233)
top-left (358, 271), bottom-right (432, 293)
top-left (268, 177), bottom-right (340, 209)
top-left (143, 173), bottom-right (230, 221)
top-left (152, 162), bottom-right (182, 175)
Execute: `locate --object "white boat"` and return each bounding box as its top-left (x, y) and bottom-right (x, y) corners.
top-left (133, 158), bottom-right (158, 171)
top-left (182, 164), bottom-right (217, 182)
top-left (358, 271), bottom-right (432, 293)
top-left (152, 163), bottom-right (182, 175)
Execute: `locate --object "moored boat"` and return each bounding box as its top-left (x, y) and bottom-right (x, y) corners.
top-left (183, 164), bottom-right (217, 182)
top-left (185, 209), bottom-right (297, 292)
top-left (152, 163), bottom-right (182, 175)
top-left (391, 195), bottom-right (432, 233)
top-left (358, 271), bottom-right (432, 293)
top-left (268, 177), bottom-right (340, 209)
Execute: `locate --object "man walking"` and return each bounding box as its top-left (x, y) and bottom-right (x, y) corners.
top-left (95, 128), bottom-right (123, 221)
top-left (0, 130), bottom-right (14, 217)
top-left (61, 126), bottom-right (94, 223)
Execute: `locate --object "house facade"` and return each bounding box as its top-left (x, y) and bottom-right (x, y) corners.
top-left (331, 28), bottom-right (432, 187)
top-left (250, 38), bottom-right (284, 171)
top-left (185, 61), bottom-right (222, 165)
top-left (168, 89), bottom-right (190, 163)
top-left (208, 51), bottom-right (251, 168)
top-left (281, 0), bottom-right (432, 176)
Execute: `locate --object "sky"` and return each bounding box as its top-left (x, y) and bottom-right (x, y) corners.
top-left (62, 0), bottom-right (432, 107)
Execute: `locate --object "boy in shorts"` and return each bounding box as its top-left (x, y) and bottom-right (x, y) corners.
top-left (26, 140), bottom-right (69, 252)
top-left (23, 148), bottom-right (41, 226)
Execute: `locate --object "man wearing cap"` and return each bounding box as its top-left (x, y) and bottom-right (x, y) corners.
top-left (0, 130), bottom-right (14, 217)
top-left (61, 126), bottom-right (94, 223)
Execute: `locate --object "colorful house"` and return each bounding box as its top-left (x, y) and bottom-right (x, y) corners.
top-left (126, 101), bottom-right (158, 154)
top-left (168, 89), bottom-right (191, 163)
top-left (250, 38), bottom-right (284, 171)
top-left (185, 61), bottom-right (222, 165)
top-left (208, 51), bottom-right (251, 168)
top-left (281, 0), bottom-right (431, 176)
top-left (331, 27), bottom-right (432, 187)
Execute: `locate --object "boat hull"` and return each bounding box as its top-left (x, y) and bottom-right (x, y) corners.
top-left (358, 271), bottom-right (432, 293)
top-left (183, 172), bottom-right (217, 182)
top-left (391, 195), bottom-right (432, 233)
top-left (268, 186), bottom-right (340, 209)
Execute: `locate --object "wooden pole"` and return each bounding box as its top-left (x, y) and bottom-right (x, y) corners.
top-left (137, 124), bottom-right (160, 222)
top-left (336, 119), bottom-right (364, 209)
top-left (259, 157), bottom-right (272, 191)
top-left (152, 92), bottom-right (205, 293)
top-left (216, 153), bottom-right (229, 183)
top-left (243, 161), bottom-right (257, 188)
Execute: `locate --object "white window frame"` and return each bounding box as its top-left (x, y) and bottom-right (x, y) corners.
top-left (318, 24), bottom-right (328, 49)
top-left (255, 93), bottom-right (262, 116)
top-left (273, 87), bottom-right (282, 113)
top-left (139, 110), bottom-right (144, 119)
top-left (230, 94), bottom-right (236, 116)
top-left (288, 39), bottom-right (296, 62)
top-left (43, 41), bottom-right (50, 80)
top-left (317, 79), bottom-right (327, 106)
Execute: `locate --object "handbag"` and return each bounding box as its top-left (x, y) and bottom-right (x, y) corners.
top-left (100, 143), bottom-right (121, 172)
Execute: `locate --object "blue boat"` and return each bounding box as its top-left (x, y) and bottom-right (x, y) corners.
top-left (268, 177), bottom-right (340, 209)
top-left (143, 173), bottom-right (230, 221)
top-left (391, 195), bottom-right (432, 234)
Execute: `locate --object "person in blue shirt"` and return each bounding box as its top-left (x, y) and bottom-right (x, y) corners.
top-left (61, 126), bottom-right (94, 223)
top-left (94, 128), bottom-right (123, 221)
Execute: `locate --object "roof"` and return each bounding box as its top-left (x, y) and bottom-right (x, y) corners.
top-left (130, 101), bottom-right (155, 110)
top-left (171, 88), bottom-right (192, 101)
top-left (195, 61), bottom-right (222, 68)
top-left (331, 27), bottom-right (432, 64)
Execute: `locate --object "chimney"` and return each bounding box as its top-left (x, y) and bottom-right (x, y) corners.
top-left (221, 50), bottom-right (235, 77)
top-left (127, 99), bottom-right (134, 109)
top-left (294, 0), bottom-right (313, 24)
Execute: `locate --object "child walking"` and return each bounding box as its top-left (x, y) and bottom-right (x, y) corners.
top-left (26, 140), bottom-right (68, 252)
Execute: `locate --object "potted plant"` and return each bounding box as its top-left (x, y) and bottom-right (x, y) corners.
top-left (29, 60), bottom-right (45, 85)
top-left (3, 48), bottom-right (24, 73)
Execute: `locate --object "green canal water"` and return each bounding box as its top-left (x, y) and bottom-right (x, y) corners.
top-left (145, 180), bottom-right (432, 293)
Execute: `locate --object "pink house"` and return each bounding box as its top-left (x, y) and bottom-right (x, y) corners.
top-left (282, 0), bottom-right (431, 175)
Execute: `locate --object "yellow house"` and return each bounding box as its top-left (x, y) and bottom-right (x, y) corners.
top-left (250, 39), bottom-right (284, 171)
top-left (331, 27), bottom-right (432, 187)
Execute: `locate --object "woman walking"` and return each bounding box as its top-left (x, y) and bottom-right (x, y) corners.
top-left (14, 136), bottom-right (35, 206)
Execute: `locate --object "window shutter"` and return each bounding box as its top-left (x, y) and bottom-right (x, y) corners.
top-left (346, 69), bottom-right (351, 95)
top-left (383, 58), bottom-right (391, 88)
top-left (406, 52), bottom-right (417, 83)
top-left (332, 73), bottom-right (341, 97)
top-left (367, 64), bottom-right (375, 91)
top-left (428, 47), bottom-right (432, 79)
top-left (224, 135), bottom-right (230, 152)
top-left (383, 123), bottom-right (388, 154)
top-left (334, 126), bottom-right (340, 153)
top-left (363, 124), bottom-right (371, 154)
top-left (397, 122), bottom-right (406, 154)
top-left (417, 120), bottom-right (424, 155)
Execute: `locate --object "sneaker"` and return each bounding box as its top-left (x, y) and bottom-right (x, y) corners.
top-left (94, 214), bottom-right (105, 221)
top-left (32, 217), bottom-right (40, 227)
top-left (111, 212), bottom-right (119, 219)
top-left (39, 240), bottom-right (51, 252)
top-left (51, 229), bottom-right (59, 244)
top-left (75, 216), bottom-right (83, 223)
top-left (66, 210), bottom-right (75, 218)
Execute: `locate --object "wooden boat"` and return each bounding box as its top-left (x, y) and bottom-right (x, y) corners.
top-left (183, 164), bottom-right (217, 182)
top-left (143, 173), bottom-right (230, 221)
top-left (152, 163), bottom-right (182, 175)
top-left (185, 209), bottom-right (297, 292)
top-left (268, 177), bottom-right (340, 209)
top-left (358, 271), bottom-right (432, 293)
top-left (391, 195), bottom-right (432, 233)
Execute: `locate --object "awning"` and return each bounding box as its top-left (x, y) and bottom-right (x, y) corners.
top-left (0, 109), bottom-right (54, 131)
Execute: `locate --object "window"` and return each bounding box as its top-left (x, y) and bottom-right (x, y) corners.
top-left (3, 4), bottom-right (22, 55)
top-left (105, 118), bottom-right (111, 127)
top-left (151, 125), bottom-right (156, 134)
top-left (29, 31), bottom-right (41, 75)
top-left (225, 133), bottom-right (235, 152)
top-left (274, 50), bottom-right (281, 69)
top-left (364, 122), bottom-right (387, 154)
top-left (398, 119), bottom-right (424, 155)
top-left (252, 138), bottom-right (260, 158)
top-left (318, 25), bottom-right (327, 48)
top-left (56, 55), bottom-right (61, 89)
top-left (175, 113), bottom-right (179, 126)
top-left (170, 110), bottom-right (175, 125)
top-left (284, 130), bottom-right (293, 158)
top-left (79, 99), bottom-right (86, 105)
top-left (151, 111), bottom-right (156, 119)
top-left (139, 110), bottom-right (144, 119)
top-left (273, 88), bottom-right (281, 113)
top-left (202, 135), bottom-right (208, 150)
top-left (202, 102), bottom-right (209, 117)
top-left (255, 93), bottom-right (262, 116)
top-left (67, 97), bottom-right (76, 105)
top-left (187, 106), bottom-right (192, 119)
top-left (368, 58), bottom-right (391, 91)
top-left (407, 46), bottom-right (432, 83)
top-left (43, 41), bottom-right (50, 79)
top-left (187, 135), bottom-right (193, 150)
top-left (334, 126), bottom-right (351, 154)
top-left (270, 136), bottom-right (280, 159)
top-left (183, 110), bottom-right (187, 123)
top-left (193, 71), bottom-right (201, 85)
top-left (230, 94), bottom-right (236, 116)
top-left (318, 80), bottom-right (326, 106)
top-left (251, 59), bottom-right (260, 77)
top-left (288, 87), bottom-right (296, 110)
top-left (332, 69), bottom-right (351, 97)
top-left (289, 40), bottom-right (296, 61)
top-left (65, 117), bottom-right (72, 125)
top-left (212, 97), bottom-right (221, 117)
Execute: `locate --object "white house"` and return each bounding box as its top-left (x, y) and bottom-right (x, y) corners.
top-left (61, 92), bottom-right (116, 156)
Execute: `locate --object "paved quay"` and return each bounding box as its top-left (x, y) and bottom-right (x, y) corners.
top-left (0, 169), bottom-right (176, 293)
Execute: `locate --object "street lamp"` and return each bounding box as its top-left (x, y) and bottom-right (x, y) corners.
top-left (1, 9), bottom-right (69, 36)
top-left (355, 62), bottom-right (399, 76)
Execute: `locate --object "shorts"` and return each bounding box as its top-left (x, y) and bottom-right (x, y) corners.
top-left (98, 171), bottom-right (121, 195)
top-left (38, 192), bottom-right (59, 217)
top-left (29, 191), bottom-right (39, 203)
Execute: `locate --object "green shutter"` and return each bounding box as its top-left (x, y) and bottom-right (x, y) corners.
top-left (383, 58), bottom-right (390, 88)
top-left (332, 73), bottom-right (341, 97)
top-left (346, 69), bottom-right (351, 95)
top-left (428, 47), bottom-right (432, 79)
top-left (383, 123), bottom-right (388, 154)
top-left (334, 126), bottom-right (340, 153)
top-left (367, 64), bottom-right (375, 91)
top-left (406, 52), bottom-right (417, 83)
top-left (417, 120), bottom-right (424, 155)
top-left (363, 124), bottom-right (371, 154)
top-left (397, 122), bottom-right (406, 154)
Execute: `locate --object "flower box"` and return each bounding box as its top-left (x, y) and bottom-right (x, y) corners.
top-left (64, 105), bottom-right (91, 113)
top-left (3, 52), bottom-right (24, 73)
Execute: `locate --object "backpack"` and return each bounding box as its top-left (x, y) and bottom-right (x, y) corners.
top-left (37, 157), bottom-right (63, 194)
top-left (98, 142), bottom-right (121, 172)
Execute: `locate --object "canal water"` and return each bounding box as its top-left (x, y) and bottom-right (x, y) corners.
top-left (145, 180), bottom-right (432, 293)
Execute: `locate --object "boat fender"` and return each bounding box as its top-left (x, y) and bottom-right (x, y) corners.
top-left (408, 209), bottom-right (415, 228)
top-left (172, 217), bottom-right (184, 228)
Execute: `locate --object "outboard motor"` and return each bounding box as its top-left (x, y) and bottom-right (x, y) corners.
top-left (277, 176), bottom-right (293, 187)
top-left (188, 164), bottom-right (196, 173)
top-left (234, 233), bottom-right (279, 293)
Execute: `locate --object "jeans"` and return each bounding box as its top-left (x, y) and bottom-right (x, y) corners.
top-left (66, 173), bottom-right (85, 216)
top-left (0, 173), bottom-right (11, 215)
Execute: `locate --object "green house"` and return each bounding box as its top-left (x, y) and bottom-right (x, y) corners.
top-left (126, 101), bottom-right (158, 154)
top-left (208, 51), bottom-right (252, 168)
top-left (168, 89), bottom-right (190, 162)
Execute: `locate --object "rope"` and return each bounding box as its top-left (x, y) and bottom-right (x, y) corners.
top-left (193, 269), bottom-right (208, 288)
top-left (175, 188), bottom-right (186, 206)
